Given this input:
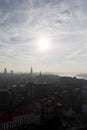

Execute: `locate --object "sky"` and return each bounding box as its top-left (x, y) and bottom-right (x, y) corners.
top-left (0, 0), bottom-right (87, 73)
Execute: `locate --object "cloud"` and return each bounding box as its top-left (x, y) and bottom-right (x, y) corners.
top-left (66, 49), bottom-right (85, 59)
top-left (0, 0), bottom-right (87, 72)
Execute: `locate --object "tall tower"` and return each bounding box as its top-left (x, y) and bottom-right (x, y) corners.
top-left (39, 72), bottom-right (41, 77)
top-left (30, 67), bottom-right (33, 75)
top-left (4, 68), bottom-right (7, 74)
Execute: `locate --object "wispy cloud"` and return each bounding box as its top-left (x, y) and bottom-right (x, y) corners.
top-left (0, 0), bottom-right (87, 72)
top-left (66, 48), bottom-right (85, 59)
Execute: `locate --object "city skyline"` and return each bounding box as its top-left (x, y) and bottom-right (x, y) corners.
top-left (0, 0), bottom-right (87, 73)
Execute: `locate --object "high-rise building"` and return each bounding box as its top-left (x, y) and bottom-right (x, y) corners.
top-left (30, 67), bottom-right (33, 75)
top-left (39, 72), bottom-right (41, 76)
top-left (4, 68), bottom-right (7, 74)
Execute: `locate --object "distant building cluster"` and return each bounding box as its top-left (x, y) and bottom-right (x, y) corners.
top-left (4, 68), bottom-right (14, 74)
top-left (0, 72), bottom-right (87, 129)
top-left (4, 67), bottom-right (33, 75)
top-left (3, 67), bottom-right (40, 76)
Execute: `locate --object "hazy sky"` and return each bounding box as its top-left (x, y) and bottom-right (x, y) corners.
top-left (0, 0), bottom-right (87, 73)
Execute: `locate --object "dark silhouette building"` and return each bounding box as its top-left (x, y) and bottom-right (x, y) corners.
top-left (4, 68), bottom-right (7, 74)
top-left (11, 70), bottom-right (13, 74)
top-left (30, 67), bottom-right (33, 75)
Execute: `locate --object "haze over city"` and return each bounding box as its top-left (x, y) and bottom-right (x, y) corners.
top-left (0, 0), bottom-right (87, 73)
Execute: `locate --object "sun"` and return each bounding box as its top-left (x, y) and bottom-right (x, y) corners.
top-left (38, 37), bottom-right (49, 51)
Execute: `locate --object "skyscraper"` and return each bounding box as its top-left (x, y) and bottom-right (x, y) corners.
top-left (39, 72), bottom-right (41, 77)
top-left (4, 68), bottom-right (7, 74)
top-left (30, 67), bottom-right (33, 75)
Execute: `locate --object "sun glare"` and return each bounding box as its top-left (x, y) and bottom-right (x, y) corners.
top-left (38, 37), bottom-right (49, 51)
